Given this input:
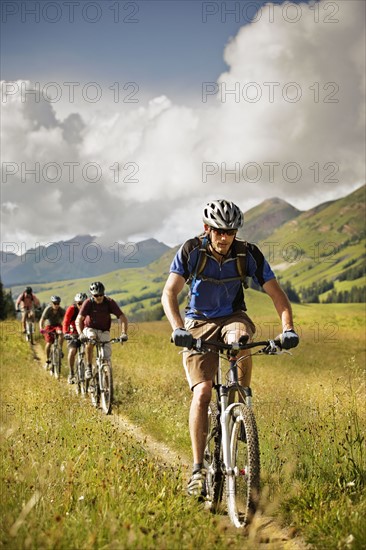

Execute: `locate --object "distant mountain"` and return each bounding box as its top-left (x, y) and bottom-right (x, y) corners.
top-left (237, 197), bottom-right (301, 242)
top-left (7, 185), bottom-right (365, 310)
top-left (1, 236), bottom-right (170, 287)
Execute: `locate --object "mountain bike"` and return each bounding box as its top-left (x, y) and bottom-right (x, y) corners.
top-left (43, 327), bottom-right (63, 379)
top-left (84, 336), bottom-right (125, 415)
top-left (17, 308), bottom-right (36, 345)
top-left (64, 335), bottom-right (87, 395)
top-left (24, 309), bottom-right (36, 345)
top-left (179, 336), bottom-right (289, 528)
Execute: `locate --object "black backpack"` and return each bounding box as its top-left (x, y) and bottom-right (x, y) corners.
top-left (187, 234), bottom-right (248, 290)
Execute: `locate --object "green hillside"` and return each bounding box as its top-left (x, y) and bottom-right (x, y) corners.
top-left (262, 185), bottom-right (365, 301)
top-left (11, 185), bottom-right (365, 314)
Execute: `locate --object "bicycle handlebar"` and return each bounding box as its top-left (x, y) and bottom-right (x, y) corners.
top-left (74, 336), bottom-right (126, 345)
top-left (190, 337), bottom-right (282, 355)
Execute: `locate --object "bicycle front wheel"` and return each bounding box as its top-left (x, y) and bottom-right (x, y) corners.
top-left (26, 322), bottom-right (34, 345)
top-left (77, 359), bottom-right (86, 396)
top-left (204, 401), bottom-right (224, 511)
top-left (88, 366), bottom-right (100, 408)
top-left (226, 404), bottom-right (260, 528)
top-left (100, 362), bottom-right (113, 415)
top-left (52, 346), bottom-right (61, 379)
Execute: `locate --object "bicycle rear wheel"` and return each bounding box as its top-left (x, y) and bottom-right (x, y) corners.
top-left (100, 362), bottom-right (113, 415)
top-left (204, 401), bottom-right (224, 510)
top-left (226, 404), bottom-right (260, 527)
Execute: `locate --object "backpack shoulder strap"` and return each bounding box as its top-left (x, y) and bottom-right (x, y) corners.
top-left (233, 238), bottom-right (248, 288)
top-left (186, 234), bottom-right (209, 297)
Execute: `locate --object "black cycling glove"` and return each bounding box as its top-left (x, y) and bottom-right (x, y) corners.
top-left (172, 328), bottom-right (194, 349)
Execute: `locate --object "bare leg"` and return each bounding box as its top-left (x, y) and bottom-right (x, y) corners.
top-left (189, 380), bottom-right (212, 464)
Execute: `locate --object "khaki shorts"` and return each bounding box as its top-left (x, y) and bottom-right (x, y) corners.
top-left (183, 312), bottom-right (256, 390)
top-left (83, 328), bottom-right (111, 359)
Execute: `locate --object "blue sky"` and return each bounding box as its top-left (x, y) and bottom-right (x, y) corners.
top-left (1, 0), bottom-right (310, 99)
top-left (1, 0), bottom-right (365, 248)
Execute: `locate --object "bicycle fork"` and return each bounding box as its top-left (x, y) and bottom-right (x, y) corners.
top-left (220, 385), bottom-right (252, 479)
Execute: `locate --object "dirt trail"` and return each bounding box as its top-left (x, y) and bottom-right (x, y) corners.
top-left (34, 342), bottom-right (310, 549)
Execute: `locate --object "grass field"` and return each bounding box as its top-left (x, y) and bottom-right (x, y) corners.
top-left (1, 300), bottom-right (365, 549)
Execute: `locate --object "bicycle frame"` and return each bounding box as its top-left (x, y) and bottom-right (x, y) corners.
top-left (85, 336), bottom-right (123, 415)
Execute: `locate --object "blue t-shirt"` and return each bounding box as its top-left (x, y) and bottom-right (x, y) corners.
top-left (170, 237), bottom-right (275, 319)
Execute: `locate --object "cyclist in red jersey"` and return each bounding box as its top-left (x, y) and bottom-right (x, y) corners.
top-left (62, 292), bottom-right (88, 384)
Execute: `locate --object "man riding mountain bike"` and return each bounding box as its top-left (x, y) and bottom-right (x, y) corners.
top-left (161, 199), bottom-right (299, 498)
top-left (16, 286), bottom-right (41, 333)
top-left (75, 282), bottom-right (128, 380)
top-left (63, 292), bottom-right (88, 384)
top-left (39, 296), bottom-right (66, 372)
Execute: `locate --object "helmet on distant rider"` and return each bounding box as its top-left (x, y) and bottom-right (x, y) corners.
top-left (203, 199), bottom-right (243, 230)
top-left (51, 295), bottom-right (61, 303)
top-left (89, 282), bottom-right (105, 296)
top-left (25, 286), bottom-right (32, 294)
top-left (74, 292), bottom-right (87, 303)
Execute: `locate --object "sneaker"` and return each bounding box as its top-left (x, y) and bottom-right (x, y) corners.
top-left (187, 468), bottom-right (207, 499)
top-left (44, 361), bottom-right (51, 370)
top-left (68, 375), bottom-right (75, 384)
top-left (85, 366), bottom-right (92, 380)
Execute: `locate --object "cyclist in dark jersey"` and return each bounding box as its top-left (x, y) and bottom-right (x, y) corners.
top-left (162, 199), bottom-right (299, 498)
top-left (76, 281), bottom-right (128, 379)
top-left (39, 296), bottom-right (66, 371)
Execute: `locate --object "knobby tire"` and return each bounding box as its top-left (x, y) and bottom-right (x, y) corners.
top-left (204, 401), bottom-right (224, 511)
top-left (77, 359), bottom-right (86, 395)
top-left (52, 345), bottom-right (61, 379)
top-left (227, 404), bottom-right (260, 528)
top-left (89, 366), bottom-right (100, 408)
top-left (100, 362), bottom-right (113, 415)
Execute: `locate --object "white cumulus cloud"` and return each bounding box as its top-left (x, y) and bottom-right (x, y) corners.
top-left (1, 0), bottom-right (365, 250)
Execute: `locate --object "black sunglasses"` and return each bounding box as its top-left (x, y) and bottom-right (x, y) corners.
top-left (77, 302), bottom-right (83, 306)
top-left (94, 294), bottom-right (104, 298)
top-left (211, 227), bottom-right (237, 236)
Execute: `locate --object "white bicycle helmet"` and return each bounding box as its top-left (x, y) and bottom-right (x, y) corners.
top-left (203, 199), bottom-right (243, 230)
top-left (89, 281), bottom-right (105, 296)
top-left (74, 292), bottom-right (87, 303)
top-left (51, 295), bottom-right (61, 303)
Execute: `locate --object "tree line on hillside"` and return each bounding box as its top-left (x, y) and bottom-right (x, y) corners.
top-left (0, 279), bottom-right (16, 320)
top-left (278, 278), bottom-right (365, 304)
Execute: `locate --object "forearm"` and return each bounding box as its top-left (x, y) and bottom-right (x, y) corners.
top-left (75, 316), bottom-right (85, 335)
top-left (162, 290), bottom-right (185, 330)
top-left (118, 313), bottom-right (128, 334)
top-left (273, 293), bottom-right (294, 331)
